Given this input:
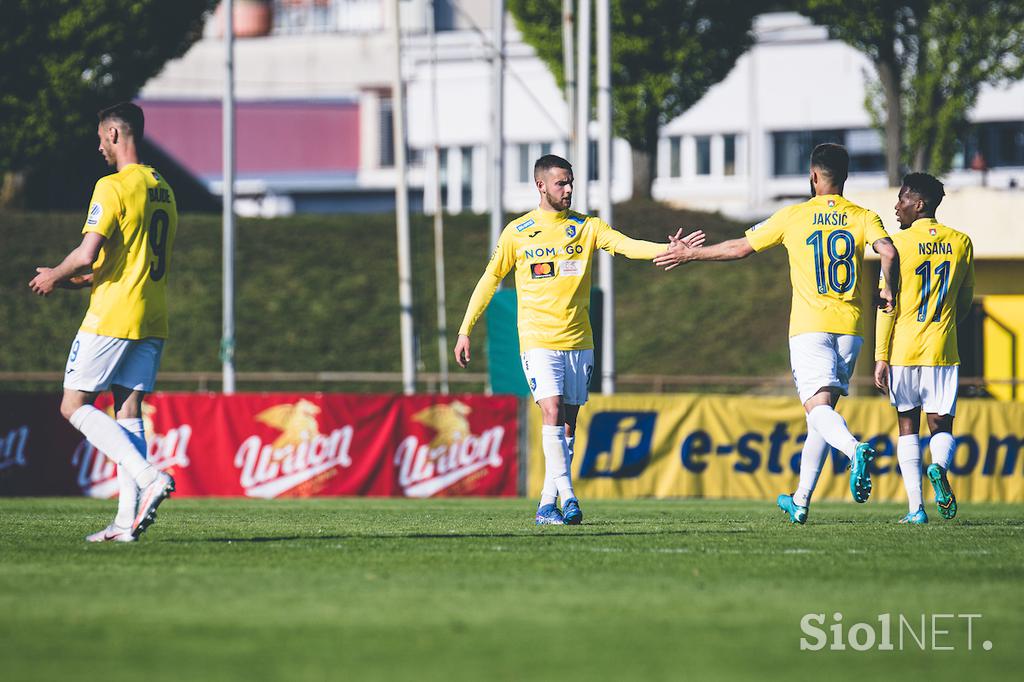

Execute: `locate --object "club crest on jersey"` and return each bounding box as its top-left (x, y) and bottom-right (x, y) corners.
top-left (531, 262), bottom-right (555, 279)
top-left (565, 225), bottom-right (577, 238)
top-left (515, 218), bottom-right (536, 232)
top-left (929, 228), bottom-right (937, 236)
top-left (828, 199), bottom-right (836, 208)
top-left (86, 203), bottom-right (102, 225)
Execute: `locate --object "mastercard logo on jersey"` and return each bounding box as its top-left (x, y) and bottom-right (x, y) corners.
top-left (531, 262), bottom-right (555, 279)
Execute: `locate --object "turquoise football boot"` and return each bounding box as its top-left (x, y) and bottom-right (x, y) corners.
top-left (849, 442), bottom-right (876, 503)
top-left (777, 494), bottom-right (808, 524)
top-left (926, 464), bottom-right (958, 519)
top-left (898, 506), bottom-right (928, 524)
top-left (561, 498), bottom-right (583, 525)
top-left (535, 503), bottom-right (565, 526)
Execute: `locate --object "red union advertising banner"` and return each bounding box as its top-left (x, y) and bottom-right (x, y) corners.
top-left (0, 393), bottom-right (519, 498)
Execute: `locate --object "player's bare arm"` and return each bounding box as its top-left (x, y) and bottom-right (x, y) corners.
top-left (872, 237), bottom-right (899, 313)
top-left (654, 235), bottom-right (754, 271)
top-left (29, 233), bottom-right (105, 296)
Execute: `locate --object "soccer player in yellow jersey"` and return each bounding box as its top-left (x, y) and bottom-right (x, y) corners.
top-left (29, 102), bottom-right (176, 542)
top-left (454, 154), bottom-right (701, 525)
top-left (874, 173), bottom-right (974, 524)
top-left (656, 143), bottom-right (901, 524)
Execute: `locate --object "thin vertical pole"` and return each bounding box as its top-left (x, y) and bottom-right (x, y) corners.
top-left (430, 2), bottom-right (449, 394)
top-left (489, 0), bottom-right (505, 252)
top-left (597, 0), bottom-right (614, 394)
top-left (575, 0), bottom-right (590, 213)
top-left (391, 0), bottom-right (416, 394)
top-left (562, 0), bottom-right (576, 162)
top-left (221, 0), bottom-right (236, 395)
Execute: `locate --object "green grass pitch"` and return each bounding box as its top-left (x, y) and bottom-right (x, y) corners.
top-left (1, 498), bottom-right (1022, 681)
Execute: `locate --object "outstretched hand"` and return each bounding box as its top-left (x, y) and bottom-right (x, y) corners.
top-left (28, 267), bottom-right (58, 296)
top-left (654, 229), bottom-right (706, 271)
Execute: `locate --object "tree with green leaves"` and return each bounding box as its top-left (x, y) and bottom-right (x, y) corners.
top-left (0, 0), bottom-right (216, 206)
top-left (508, 0), bottom-right (762, 197)
top-left (800, 0), bottom-right (1024, 185)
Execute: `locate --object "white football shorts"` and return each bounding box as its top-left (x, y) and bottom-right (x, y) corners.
top-left (788, 332), bottom-right (863, 405)
top-left (63, 331), bottom-right (164, 393)
top-left (520, 348), bottom-right (595, 405)
top-left (888, 365), bottom-right (959, 416)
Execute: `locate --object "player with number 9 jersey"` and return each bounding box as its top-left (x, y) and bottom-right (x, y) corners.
top-left (80, 164), bottom-right (177, 339)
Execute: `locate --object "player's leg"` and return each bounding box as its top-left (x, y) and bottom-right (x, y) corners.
top-left (895, 407), bottom-right (927, 524)
top-left (110, 385), bottom-right (145, 531)
top-left (523, 349), bottom-right (569, 525)
top-left (557, 349), bottom-right (592, 525)
top-left (109, 338), bottom-right (174, 537)
top-left (780, 426), bottom-right (828, 524)
top-left (923, 365), bottom-right (959, 519)
top-left (61, 334), bottom-right (160, 489)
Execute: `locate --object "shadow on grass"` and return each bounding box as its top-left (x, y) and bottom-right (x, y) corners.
top-left (166, 527), bottom-right (756, 544)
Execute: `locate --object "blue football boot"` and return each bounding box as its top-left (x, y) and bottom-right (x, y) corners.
top-left (926, 464), bottom-right (958, 520)
top-left (777, 494), bottom-right (808, 525)
top-left (899, 506), bottom-right (928, 524)
top-left (561, 498), bottom-right (583, 525)
top-left (535, 503), bottom-right (565, 526)
top-left (849, 442), bottom-right (876, 503)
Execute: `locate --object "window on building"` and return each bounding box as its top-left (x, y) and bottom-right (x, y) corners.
top-left (669, 137), bottom-right (681, 178)
top-left (518, 143), bottom-right (531, 184)
top-left (695, 136), bottom-right (711, 175)
top-left (379, 95), bottom-right (394, 168)
top-left (588, 139), bottom-right (599, 181)
top-left (723, 134), bottom-right (736, 176)
top-left (439, 148), bottom-right (449, 209)
top-left (540, 142), bottom-right (553, 157)
top-left (772, 129), bottom-right (885, 176)
top-left (959, 121), bottom-right (1024, 169)
top-left (461, 146), bottom-right (473, 209)
top-left (844, 128), bottom-right (885, 173)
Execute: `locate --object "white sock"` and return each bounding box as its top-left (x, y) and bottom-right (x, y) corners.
top-left (793, 425), bottom-right (828, 507)
top-left (930, 432), bottom-right (955, 471)
top-left (897, 435), bottom-right (923, 511)
top-left (70, 406), bottom-right (156, 487)
top-left (542, 424), bottom-right (575, 503)
top-left (115, 418), bottom-right (147, 528)
top-left (805, 405), bottom-right (859, 458)
top-left (564, 435), bottom-right (575, 489)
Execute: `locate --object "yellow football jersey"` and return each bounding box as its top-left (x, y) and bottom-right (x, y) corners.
top-left (79, 164), bottom-right (177, 339)
top-left (458, 209), bottom-right (664, 351)
top-left (745, 194), bottom-right (889, 337)
top-left (875, 218), bottom-right (974, 366)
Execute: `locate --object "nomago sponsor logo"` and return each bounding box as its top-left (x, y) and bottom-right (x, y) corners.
top-left (800, 612), bottom-right (991, 652)
top-left (395, 401), bottom-right (505, 497)
top-left (72, 408), bottom-right (191, 498)
top-left (0, 426), bottom-right (29, 472)
top-left (235, 399), bottom-right (353, 498)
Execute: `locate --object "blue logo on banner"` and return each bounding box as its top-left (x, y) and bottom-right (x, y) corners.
top-left (578, 412), bottom-right (657, 478)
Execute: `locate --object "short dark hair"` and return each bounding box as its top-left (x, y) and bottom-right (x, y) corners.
top-left (534, 154), bottom-right (572, 180)
top-left (901, 172), bottom-right (945, 212)
top-left (98, 102), bottom-right (144, 139)
top-left (810, 143), bottom-right (849, 186)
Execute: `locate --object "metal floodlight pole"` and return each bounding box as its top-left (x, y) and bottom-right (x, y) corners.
top-left (597, 0), bottom-right (614, 394)
top-left (489, 0), bottom-right (505, 252)
top-left (221, 0), bottom-right (236, 395)
top-left (575, 0), bottom-right (590, 213)
top-left (562, 0), bottom-right (576, 163)
top-left (391, 0), bottom-right (416, 394)
top-left (430, 2), bottom-right (449, 395)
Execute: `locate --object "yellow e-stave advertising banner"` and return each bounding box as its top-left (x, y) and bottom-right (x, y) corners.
top-left (527, 395), bottom-right (1024, 503)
